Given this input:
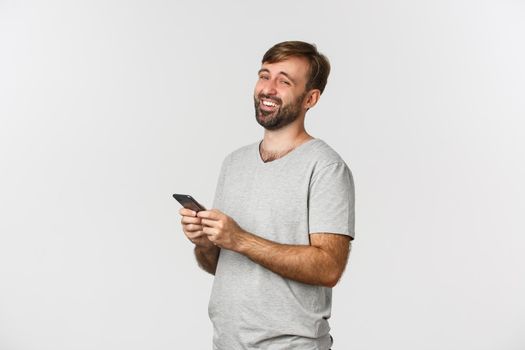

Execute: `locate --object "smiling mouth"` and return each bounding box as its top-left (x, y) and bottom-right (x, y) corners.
top-left (258, 96), bottom-right (281, 112)
top-left (262, 100), bottom-right (277, 107)
top-left (260, 101), bottom-right (279, 114)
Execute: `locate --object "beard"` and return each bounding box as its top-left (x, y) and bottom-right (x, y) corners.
top-left (254, 92), bottom-right (307, 131)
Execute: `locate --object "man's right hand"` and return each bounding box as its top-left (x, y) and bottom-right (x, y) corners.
top-left (179, 208), bottom-right (215, 248)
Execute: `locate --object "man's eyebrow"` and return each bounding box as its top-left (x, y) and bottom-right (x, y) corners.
top-left (257, 68), bottom-right (296, 84)
top-left (278, 71), bottom-right (296, 84)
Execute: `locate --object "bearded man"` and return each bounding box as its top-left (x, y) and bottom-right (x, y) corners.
top-left (179, 41), bottom-right (355, 350)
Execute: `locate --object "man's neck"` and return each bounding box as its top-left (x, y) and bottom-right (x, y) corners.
top-left (260, 124), bottom-right (313, 162)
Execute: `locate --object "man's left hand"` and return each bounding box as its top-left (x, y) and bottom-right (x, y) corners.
top-left (197, 209), bottom-right (247, 251)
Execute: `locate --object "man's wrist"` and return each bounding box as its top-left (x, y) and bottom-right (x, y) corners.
top-left (233, 229), bottom-right (247, 253)
top-left (235, 230), bottom-right (261, 255)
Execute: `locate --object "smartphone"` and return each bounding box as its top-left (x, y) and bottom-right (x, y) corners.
top-left (172, 193), bottom-right (206, 212)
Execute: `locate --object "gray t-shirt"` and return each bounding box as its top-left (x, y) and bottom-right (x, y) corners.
top-left (209, 138), bottom-right (355, 350)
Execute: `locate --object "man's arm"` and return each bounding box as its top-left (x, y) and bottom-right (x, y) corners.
top-left (198, 209), bottom-right (352, 287)
top-left (238, 231), bottom-right (351, 287)
top-left (194, 245), bottom-right (220, 275)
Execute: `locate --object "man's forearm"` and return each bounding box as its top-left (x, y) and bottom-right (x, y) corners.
top-left (236, 231), bottom-right (340, 287)
top-left (194, 245), bottom-right (220, 275)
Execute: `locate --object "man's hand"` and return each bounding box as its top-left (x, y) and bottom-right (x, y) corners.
top-left (197, 209), bottom-right (247, 251)
top-left (179, 208), bottom-right (214, 248)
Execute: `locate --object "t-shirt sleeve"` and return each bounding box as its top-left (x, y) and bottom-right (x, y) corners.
top-left (308, 162), bottom-right (355, 239)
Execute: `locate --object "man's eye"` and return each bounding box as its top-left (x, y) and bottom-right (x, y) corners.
top-left (280, 80), bottom-right (291, 85)
top-left (259, 75), bottom-right (269, 80)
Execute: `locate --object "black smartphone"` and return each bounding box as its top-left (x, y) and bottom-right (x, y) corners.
top-left (172, 193), bottom-right (206, 212)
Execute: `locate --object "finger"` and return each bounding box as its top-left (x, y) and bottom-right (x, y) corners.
top-left (200, 218), bottom-right (219, 228)
top-left (181, 216), bottom-right (202, 224)
top-left (197, 210), bottom-right (221, 220)
top-left (179, 208), bottom-right (197, 217)
top-left (202, 226), bottom-right (218, 236)
top-left (187, 230), bottom-right (205, 239)
top-left (184, 224), bottom-right (203, 232)
top-left (204, 232), bottom-right (217, 244)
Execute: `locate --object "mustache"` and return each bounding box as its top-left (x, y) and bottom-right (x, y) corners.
top-left (257, 94), bottom-right (282, 105)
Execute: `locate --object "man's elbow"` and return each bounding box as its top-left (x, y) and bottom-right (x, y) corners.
top-left (322, 269), bottom-right (344, 288)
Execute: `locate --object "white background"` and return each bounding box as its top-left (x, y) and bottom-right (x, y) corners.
top-left (1, 1), bottom-right (524, 349)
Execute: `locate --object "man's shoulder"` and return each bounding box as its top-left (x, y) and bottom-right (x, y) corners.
top-left (300, 140), bottom-right (354, 185)
top-left (306, 139), bottom-right (348, 169)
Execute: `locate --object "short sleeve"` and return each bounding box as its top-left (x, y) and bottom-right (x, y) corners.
top-left (308, 162), bottom-right (355, 239)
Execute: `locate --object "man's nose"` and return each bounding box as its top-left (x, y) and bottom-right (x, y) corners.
top-left (261, 79), bottom-right (278, 95)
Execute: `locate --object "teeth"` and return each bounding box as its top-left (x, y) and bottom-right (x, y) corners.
top-left (263, 100), bottom-right (277, 107)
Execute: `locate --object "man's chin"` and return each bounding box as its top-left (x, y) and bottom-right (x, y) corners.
top-left (256, 109), bottom-right (274, 123)
top-left (256, 114), bottom-right (278, 130)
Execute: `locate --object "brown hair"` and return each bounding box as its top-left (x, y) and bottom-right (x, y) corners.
top-left (262, 41), bottom-right (331, 94)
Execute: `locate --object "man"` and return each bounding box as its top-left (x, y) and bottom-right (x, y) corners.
top-left (180, 41), bottom-right (355, 349)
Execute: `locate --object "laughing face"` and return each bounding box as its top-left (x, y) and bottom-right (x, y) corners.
top-left (254, 56), bottom-right (310, 131)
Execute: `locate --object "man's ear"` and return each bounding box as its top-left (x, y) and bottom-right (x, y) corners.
top-left (304, 89), bottom-right (321, 110)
